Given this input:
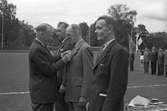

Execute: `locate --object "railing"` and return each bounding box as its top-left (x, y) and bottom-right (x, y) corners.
top-left (0, 50), bottom-right (29, 53)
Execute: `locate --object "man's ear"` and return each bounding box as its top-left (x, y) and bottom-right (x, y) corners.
top-left (108, 24), bottom-right (114, 32)
top-left (38, 31), bottom-right (43, 36)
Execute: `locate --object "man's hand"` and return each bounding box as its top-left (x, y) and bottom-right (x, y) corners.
top-left (59, 84), bottom-right (66, 93)
top-left (78, 97), bottom-right (87, 107)
top-left (61, 50), bottom-right (72, 63)
top-left (61, 50), bottom-right (72, 58)
top-left (86, 102), bottom-right (89, 111)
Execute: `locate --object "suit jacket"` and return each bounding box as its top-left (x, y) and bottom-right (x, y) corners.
top-left (165, 52), bottom-right (167, 65)
top-left (88, 40), bottom-right (129, 111)
top-left (158, 53), bottom-right (164, 65)
top-left (129, 53), bottom-right (135, 62)
top-left (144, 51), bottom-right (150, 62)
top-left (56, 38), bottom-right (75, 88)
top-left (65, 39), bottom-right (93, 102)
top-left (150, 51), bottom-right (158, 62)
top-left (56, 37), bottom-right (75, 56)
top-left (29, 39), bottom-right (66, 103)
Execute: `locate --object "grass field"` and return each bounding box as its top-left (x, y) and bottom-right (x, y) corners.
top-left (0, 52), bottom-right (167, 111)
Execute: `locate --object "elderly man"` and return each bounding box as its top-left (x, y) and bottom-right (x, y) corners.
top-left (88, 16), bottom-right (129, 111)
top-left (29, 23), bottom-right (72, 111)
top-left (62, 24), bottom-right (93, 111)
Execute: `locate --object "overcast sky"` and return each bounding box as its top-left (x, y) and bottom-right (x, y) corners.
top-left (8, 0), bottom-right (167, 32)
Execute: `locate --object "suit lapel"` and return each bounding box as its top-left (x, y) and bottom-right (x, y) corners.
top-left (72, 39), bottom-right (84, 56)
top-left (94, 40), bottom-right (116, 69)
top-left (35, 39), bottom-right (51, 56)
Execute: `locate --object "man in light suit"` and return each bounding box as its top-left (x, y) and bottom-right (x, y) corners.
top-left (29, 23), bottom-right (72, 111)
top-left (61, 24), bottom-right (93, 111)
top-left (88, 16), bottom-right (129, 111)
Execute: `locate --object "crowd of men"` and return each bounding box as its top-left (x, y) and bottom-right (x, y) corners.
top-left (129, 46), bottom-right (167, 77)
top-left (29, 15), bottom-right (129, 111)
top-left (142, 47), bottom-right (167, 77)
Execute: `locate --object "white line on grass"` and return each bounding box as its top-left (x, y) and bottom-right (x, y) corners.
top-left (127, 84), bottom-right (167, 89)
top-left (0, 84), bottom-right (167, 95)
top-left (0, 91), bottom-right (29, 95)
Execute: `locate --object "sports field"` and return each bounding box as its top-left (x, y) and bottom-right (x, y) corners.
top-left (0, 51), bottom-right (167, 111)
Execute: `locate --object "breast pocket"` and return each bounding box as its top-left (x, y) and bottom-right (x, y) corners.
top-left (96, 63), bottom-right (106, 74)
top-left (71, 77), bottom-right (82, 87)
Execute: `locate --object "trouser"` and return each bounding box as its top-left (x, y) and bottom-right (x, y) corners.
top-left (158, 64), bottom-right (164, 76)
top-left (165, 65), bottom-right (167, 76)
top-left (129, 60), bottom-right (134, 71)
top-left (151, 61), bottom-right (157, 75)
top-left (55, 92), bottom-right (68, 111)
top-left (32, 103), bottom-right (54, 111)
top-left (144, 62), bottom-right (149, 74)
top-left (68, 102), bottom-right (86, 111)
top-left (88, 94), bottom-right (123, 111)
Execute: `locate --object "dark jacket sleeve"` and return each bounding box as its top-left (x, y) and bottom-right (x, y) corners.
top-left (31, 48), bottom-right (66, 77)
top-left (102, 49), bottom-right (129, 111)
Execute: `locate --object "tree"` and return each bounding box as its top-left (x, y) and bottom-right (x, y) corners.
top-left (0, 0), bottom-right (36, 49)
top-left (136, 24), bottom-right (149, 49)
top-left (138, 24), bottom-right (148, 32)
top-left (107, 4), bottom-right (137, 50)
top-left (11, 21), bottom-right (35, 49)
top-left (0, 0), bottom-right (18, 49)
top-left (107, 4), bottom-right (137, 23)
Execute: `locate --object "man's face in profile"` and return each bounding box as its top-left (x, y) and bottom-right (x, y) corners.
top-left (66, 26), bottom-right (78, 44)
top-left (95, 19), bottom-right (111, 42)
top-left (57, 24), bottom-right (66, 41)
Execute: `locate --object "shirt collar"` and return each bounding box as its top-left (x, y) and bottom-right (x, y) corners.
top-left (74, 39), bottom-right (83, 48)
top-left (103, 38), bottom-right (115, 50)
top-left (35, 38), bottom-right (46, 47)
top-left (62, 37), bottom-right (70, 44)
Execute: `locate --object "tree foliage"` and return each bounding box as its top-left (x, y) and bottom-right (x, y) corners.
top-left (107, 4), bottom-right (137, 24)
top-left (0, 0), bottom-right (35, 49)
top-left (107, 4), bottom-right (137, 50)
top-left (141, 32), bottom-right (167, 49)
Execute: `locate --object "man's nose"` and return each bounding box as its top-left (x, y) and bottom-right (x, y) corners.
top-left (95, 30), bottom-right (98, 34)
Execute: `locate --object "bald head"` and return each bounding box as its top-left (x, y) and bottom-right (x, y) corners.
top-left (35, 23), bottom-right (55, 45)
top-left (66, 24), bottom-right (82, 44)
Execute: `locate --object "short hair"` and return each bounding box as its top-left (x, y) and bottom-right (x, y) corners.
top-left (57, 22), bottom-right (69, 29)
top-left (35, 23), bottom-right (54, 32)
top-left (70, 24), bottom-right (82, 36)
top-left (95, 15), bottom-right (115, 31)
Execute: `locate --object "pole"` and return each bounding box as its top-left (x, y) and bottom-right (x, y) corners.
top-left (1, 11), bottom-right (4, 49)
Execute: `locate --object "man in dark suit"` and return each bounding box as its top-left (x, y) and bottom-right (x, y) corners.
top-left (29, 23), bottom-right (73, 111)
top-left (150, 46), bottom-right (158, 75)
top-left (62, 24), bottom-right (93, 111)
top-left (88, 16), bottom-right (129, 111)
top-left (129, 52), bottom-right (135, 71)
top-left (54, 22), bottom-right (75, 111)
top-left (157, 48), bottom-right (164, 76)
